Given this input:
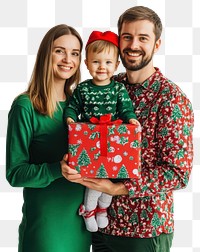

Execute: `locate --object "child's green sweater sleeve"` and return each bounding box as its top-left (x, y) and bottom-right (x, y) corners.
top-left (117, 83), bottom-right (137, 123)
top-left (65, 87), bottom-right (83, 122)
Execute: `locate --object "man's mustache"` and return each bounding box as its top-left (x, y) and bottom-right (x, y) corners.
top-left (122, 49), bottom-right (144, 55)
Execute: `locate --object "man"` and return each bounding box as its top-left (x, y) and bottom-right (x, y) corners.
top-left (90, 6), bottom-right (194, 252)
top-left (61, 6), bottom-right (194, 252)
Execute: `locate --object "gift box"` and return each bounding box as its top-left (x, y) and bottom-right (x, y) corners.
top-left (68, 115), bottom-right (141, 179)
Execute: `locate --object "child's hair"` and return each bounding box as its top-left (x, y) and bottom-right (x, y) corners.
top-left (86, 40), bottom-right (119, 60)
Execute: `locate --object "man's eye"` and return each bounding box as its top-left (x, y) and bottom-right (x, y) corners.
top-left (123, 35), bottom-right (132, 41)
top-left (140, 37), bottom-right (148, 42)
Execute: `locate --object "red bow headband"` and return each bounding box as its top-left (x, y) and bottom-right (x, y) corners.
top-left (86, 31), bottom-right (119, 49)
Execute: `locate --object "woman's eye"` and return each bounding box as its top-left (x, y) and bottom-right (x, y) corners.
top-left (72, 52), bottom-right (79, 57)
top-left (55, 49), bottom-right (65, 54)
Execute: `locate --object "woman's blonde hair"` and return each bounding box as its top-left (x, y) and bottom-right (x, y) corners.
top-left (26, 24), bottom-right (83, 117)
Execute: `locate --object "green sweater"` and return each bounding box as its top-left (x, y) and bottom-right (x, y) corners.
top-left (65, 79), bottom-right (136, 122)
top-left (6, 95), bottom-right (91, 252)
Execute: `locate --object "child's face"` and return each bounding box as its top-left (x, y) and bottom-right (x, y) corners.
top-left (85, 47), bottom-right (120, 85)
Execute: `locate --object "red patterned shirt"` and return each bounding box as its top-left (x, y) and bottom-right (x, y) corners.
top-left (101, 68), bottom-right (194, 238)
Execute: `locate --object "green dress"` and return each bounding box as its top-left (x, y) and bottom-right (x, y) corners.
top-left (6, 94), bottom-right (91, 252)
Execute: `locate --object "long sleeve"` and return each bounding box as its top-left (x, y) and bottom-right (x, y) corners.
top-left (6, 96), bottom-right (65, 188)
top-left (65, 87), bottom-right (83, 122)
top-left (65, 79), bottom-right (137, 123)
top-left (102, 69), bottom-right (194, 238)
top-left (125, 93), bottom-right (194, 198)
top-left (116, 84), bottom-right (137, 122)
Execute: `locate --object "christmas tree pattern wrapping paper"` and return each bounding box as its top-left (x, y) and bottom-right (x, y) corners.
top-left (68, 120), bottom-right (142, 179)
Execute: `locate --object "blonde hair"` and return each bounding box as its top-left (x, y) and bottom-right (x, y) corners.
top-left (86, 40), bottom-right (119, 60)
top-left (26, 24), bottom-right (83, 117)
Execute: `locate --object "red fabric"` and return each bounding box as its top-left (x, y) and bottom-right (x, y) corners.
top-left (100, 68), bottom-right (194, 238)
top-left (68, 121), bottom-right (141, 178)
top-left (86, 31), bottom-right (119, 48)
top-left (90, 114), bottom-right (123, 157)
top-left (79, 204), bottom-right (107, 219)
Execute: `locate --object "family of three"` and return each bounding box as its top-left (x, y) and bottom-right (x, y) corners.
top-left (6, 5), bottom-right (194, 252)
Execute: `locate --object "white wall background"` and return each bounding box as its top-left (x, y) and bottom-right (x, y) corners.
top-left (0, 0), bottom-right (199, 251)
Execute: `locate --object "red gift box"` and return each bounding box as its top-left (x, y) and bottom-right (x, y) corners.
top-left (68, 115), bottom-right (141, 178)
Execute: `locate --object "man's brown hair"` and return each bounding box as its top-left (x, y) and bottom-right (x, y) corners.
top-left (118, 6), bottom-right (162, 41)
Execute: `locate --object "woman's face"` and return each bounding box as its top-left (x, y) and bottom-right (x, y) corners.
top-left (52, 34), bottom-right (81, 83)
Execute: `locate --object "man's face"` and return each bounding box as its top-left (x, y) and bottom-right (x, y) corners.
top-left (119, 20), bottom-right (160, 71)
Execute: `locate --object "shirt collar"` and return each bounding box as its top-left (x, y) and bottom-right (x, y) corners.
top-left (115, 67), bottom-right (162, 91)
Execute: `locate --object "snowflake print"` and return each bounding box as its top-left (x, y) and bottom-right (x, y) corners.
top-left (132, 169), bottom-right (139, 176)
top-left (113, 166), bottom-right (118, 171)
top-left (110, 136), bottom-right (120, 143)
top-left (75, 124), bottom-right (82, 131)
top-left (114, 155), bottom-right (122, 163)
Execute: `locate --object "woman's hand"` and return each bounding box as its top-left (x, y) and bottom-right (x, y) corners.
top-left (60, 154), bottom-right (129, 196)
top-left (60, 154), bottom-right (83, 183)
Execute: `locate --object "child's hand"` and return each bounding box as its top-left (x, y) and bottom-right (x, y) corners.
top-left (66, 117), bottom-right (75, 124)
top-left (129, 118), bottom-right (140, 125)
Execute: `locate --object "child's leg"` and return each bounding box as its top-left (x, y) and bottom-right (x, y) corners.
top-left (96, 193), bottom-right (112, 228)
top-left (80, 188), bottom-right (102, 232)
top-left (84, 188), bottom-right (102, 211)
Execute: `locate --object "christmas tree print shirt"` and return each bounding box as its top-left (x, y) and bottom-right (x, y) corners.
top-left (99, 68), bottom-right (194, 238)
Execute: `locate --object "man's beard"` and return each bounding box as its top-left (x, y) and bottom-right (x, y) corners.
top-left (120, 48), bottom-right (154, 71)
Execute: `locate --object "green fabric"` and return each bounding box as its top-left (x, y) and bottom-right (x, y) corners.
top-left (65, 79), bottom-right (136, 123)
top-left (92, 232), bottom-right (173, 252)
top-left (6, 94), bottom-right (91, 252)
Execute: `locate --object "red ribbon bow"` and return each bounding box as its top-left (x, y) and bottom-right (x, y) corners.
top-left (90, 114), bottom-right (123, 156)
top-left (79, 204), bottom-right (107, 219)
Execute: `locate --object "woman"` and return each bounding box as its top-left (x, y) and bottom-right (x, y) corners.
top-left (6, 24), bottom-right (91, 252)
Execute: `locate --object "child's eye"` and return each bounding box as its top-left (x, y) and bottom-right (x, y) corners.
top-left (106, 61), bottom-right (112, 64)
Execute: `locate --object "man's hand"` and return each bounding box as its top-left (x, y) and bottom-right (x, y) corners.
top-left (79, 177), bottom-right (129, 196)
